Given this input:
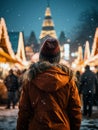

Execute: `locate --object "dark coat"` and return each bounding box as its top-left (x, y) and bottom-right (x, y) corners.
top-left (17, 62), bottom-right (82, 130)
top-left (4, 73), bottom-right (19, 91)
top-left (79, 69), bottom-right (98, 95)
top-left (95, 72), bottom-right (98, 97)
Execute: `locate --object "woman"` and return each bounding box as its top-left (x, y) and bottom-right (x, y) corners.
top-left (17, 38), bottom-right (82, 130)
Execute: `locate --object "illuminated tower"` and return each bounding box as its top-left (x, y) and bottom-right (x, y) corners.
top-left (91, 27), bottom-right (98, 56)
top-left (84, 41), bottom-right (90, 61)
top-left (71, 46), bottom-right (83, 70)
top-left (16, 32), bottom-right (26, 63)
top-left (77, 46), bottom-right (83, 63)
top-left (39, 2), bottom-right (57, 43)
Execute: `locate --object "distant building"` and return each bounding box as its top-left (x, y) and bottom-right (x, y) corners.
top-left (39, 4), bottom-right (57, 43)
top-left (25, 46), bottom-right (34, 61)
top-left (0, 18), bottom-right (27, 77)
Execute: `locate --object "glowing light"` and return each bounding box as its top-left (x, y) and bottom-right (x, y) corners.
top-left (64, 44), bottom-right (70, 60)
top-left (0, 63), bottom-right (10, 69)
top-left (71, 63), bottom-right (76, 68)
top-left (90, 66), bottom-right (95, 71)
top-left (71, 52), bottom-right (78, 57)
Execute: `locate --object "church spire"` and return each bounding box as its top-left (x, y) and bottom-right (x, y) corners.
top-left (39, 2), bottom-right (57, 42)
top-left (84, 41), bottom-right (90, 61)
top-left (16, 32), bottom-right (26, 62)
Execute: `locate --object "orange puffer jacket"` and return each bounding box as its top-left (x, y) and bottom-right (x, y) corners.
top-left (17, 62), bottom-right (82, 130)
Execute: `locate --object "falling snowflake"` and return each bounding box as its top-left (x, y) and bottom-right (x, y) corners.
top-left (89, 35), bottom-right (92, 38)
top-left (38, 17), bottom-right (41, 20)
top-left (91, 18), bottom-right (94, 21)
top-left (18, 14), bottom-right (21, 17)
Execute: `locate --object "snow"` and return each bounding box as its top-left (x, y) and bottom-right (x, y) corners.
top-left (0, 106), bottom-right (18, 130)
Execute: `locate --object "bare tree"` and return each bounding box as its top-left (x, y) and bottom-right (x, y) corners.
top-left (72, 8), bottom-right (98, 52)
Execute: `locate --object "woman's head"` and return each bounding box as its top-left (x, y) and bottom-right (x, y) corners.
top-left (39, 38), bottom-right (60, 63)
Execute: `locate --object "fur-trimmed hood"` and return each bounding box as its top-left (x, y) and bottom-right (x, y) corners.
top-left (23, 61), bottom-right (74, 92)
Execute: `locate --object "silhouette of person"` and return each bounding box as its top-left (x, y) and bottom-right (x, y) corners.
top-left (94, 66), bottom-right (98, 106)
top-left (4, 69), bottom-right (19, 109)
top-left (16, 69), bottom-right (27, 101)
top-left (17, 38), bottom-right (82, 130)
top-left (79, 65), bottom-right (98, 117)
top-left (75, 70), bottom-right (81, 92)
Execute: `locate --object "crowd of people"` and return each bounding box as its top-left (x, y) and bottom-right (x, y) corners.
top-left (2, 38), bottom-right (98, 130)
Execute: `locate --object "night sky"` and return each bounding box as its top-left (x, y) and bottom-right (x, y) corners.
top-left (0, 0), bottom-right (98, 40)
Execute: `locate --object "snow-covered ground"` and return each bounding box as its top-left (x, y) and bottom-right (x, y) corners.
top-left (0, 106), bottom-right (18, 130)
top-left (81, 118), bottom-right (98, 130)
top-left (0, 106), bottom-right (98, 130)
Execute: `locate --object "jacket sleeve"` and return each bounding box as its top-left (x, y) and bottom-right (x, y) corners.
top-left (16, 82), bottom-right (33, 130)
top-left (68, 79), bottom-right (82, 130)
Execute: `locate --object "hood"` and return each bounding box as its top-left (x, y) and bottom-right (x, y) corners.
top-left (24, 61), bottom-right (73, 92)
top-left (33, 66), bottom-right (70, 92)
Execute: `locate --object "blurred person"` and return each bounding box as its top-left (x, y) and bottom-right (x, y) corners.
top-left (17, 69), bottom-right (27, 100)
top-left (4, 69), bottom-right (19, 109)
top-left (17, 38), bottom-right (82, 130)
top-left (79, 65), bottom-right (98, 117)
top-left (14, 69), bottom-right (23, 103)
top-left (94, 67), bottom-right (98, 106)
top-left (75, 70), bottom-right (81, 92)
